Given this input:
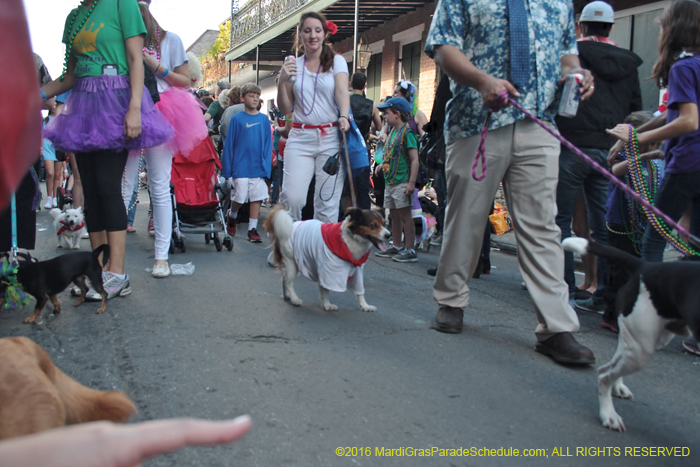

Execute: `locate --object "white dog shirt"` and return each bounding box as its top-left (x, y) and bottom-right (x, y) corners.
top-left (291, 220), bottom-right (365, 294)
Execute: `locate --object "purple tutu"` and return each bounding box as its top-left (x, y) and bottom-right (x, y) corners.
top-left (44, 75), bottom-right (174, 153)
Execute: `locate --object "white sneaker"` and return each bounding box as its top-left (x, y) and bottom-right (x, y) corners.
top-left (52, 197), bottom-right (58, 208)
top-left (152, 263), bottom-right (171, 278)
top-left (44, 198), bottom-right (52, 209)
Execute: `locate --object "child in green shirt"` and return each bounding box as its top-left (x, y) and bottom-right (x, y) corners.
top-left (374, 97), bottom-right (419, 262)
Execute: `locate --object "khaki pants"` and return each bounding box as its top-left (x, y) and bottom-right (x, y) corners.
top-left (433, 119), bottom-right (579, 341)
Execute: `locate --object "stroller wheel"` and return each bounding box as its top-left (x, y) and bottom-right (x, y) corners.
top-left (223, 236), bottom-right (233, 251)
top-left (169, 238), bottom-right (175, 254)
top-left (205, 233), bottom-right (211, 244)
top-left (213, 234), bottom-right (222, 252)
top-left (56, 188), bottom-right (65, 210)
top-left (180, 236), bottom-right (187, 253)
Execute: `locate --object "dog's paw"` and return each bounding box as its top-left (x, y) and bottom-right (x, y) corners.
top-left (23, 316), bottom-right (37, 324)
top-left (360, 305), bottom-right (376, 312)
top-left (323, 303), bottom-right (338, 311)
top-left (290, 297), bottom-right (302, 306)
top-left (601, 410), bottom-right (626, 432)
top-left (612, 381), bottom-right (634, 400)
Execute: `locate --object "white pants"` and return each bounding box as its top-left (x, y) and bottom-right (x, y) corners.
top-left (280, 127), bottom-right (345, 223)
top-left (123, 144), bottom-right (173, 261)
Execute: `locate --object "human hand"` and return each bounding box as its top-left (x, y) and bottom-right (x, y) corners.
top-left (123, 108), bottom-right (142, 140)
top-left (380, 133), bottom-right (387, 143)
top-left (279, 60), bottom-right (297, 83)
top-left (640, 149), bottom-right (665, 161)
top-left (606, 124), bottom-right (631, 144)
top-left (338, 117), bottom-right (350, 132)
top-left (608, 140), bottom-right (624, 167)
top-left (405, 183), bottom-right (415, 195)
top-left (0, 416), bottom-right (252, 467)
top-left (226, 178), bottom-right (234, 191)
top-left (477, 75), bottom-right (520, 109)
top-left (142, 51), bottom-right (160, 73)
top-left (561, 68), bottom-right (594, 100)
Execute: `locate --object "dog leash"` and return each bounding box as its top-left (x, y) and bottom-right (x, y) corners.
top-left (1, 193), bottom-right (31, 308)
top-left (341, 130), bottom-right (358, 208)
top-left (10, 193), bottom-right (19, 267)
top-left (474, 89), bottom-right (700, 252)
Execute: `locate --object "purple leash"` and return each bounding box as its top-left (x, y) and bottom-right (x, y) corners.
top-left (473, 89), bottom-right (700, 248)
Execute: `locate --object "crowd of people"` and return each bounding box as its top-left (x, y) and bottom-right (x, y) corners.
top-left (3, 0), bottom-right (700, 460)
top-left (4, 0), bottom-right (699, 362)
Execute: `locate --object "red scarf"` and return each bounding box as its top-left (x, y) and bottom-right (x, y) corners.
top-left (57, 220), bottom-right (85, 236)
top-left (320, 222), bottom-right (369, 267)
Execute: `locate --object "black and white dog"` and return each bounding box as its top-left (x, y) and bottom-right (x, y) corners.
top-left (562, 237), bottom-right (699, 431)
top-left (264, 205), bottom-right (390, 312)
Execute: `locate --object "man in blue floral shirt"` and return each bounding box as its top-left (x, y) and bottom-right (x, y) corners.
top-left (425, 0), bottom-right (596, 365)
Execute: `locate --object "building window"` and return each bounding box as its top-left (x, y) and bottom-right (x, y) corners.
top-left (366, 53), bottom-right (383, 103)
top-left (401, 40), bottom-right (422, 90)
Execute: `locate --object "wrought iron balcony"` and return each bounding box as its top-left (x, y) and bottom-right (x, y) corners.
top-left (230, 0), bottom-right (310, 50)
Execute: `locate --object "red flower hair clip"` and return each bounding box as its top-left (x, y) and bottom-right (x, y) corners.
top-left (325, 21), bottom-right (338, 35)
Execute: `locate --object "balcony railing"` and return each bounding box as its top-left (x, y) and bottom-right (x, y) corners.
top-left (230, 0), bottom-right (309, 50)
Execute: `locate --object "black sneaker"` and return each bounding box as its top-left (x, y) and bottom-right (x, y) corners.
top-left (683, 338), bottom-right (700, 356)
top-left (393, 249), bottom-right (417, 263)
top-left (575, 298), bottom-right (605, 315)
top-left (376, 246), bottom-right (400, 258)
top-left (247, 228), bottom-right (262, 243)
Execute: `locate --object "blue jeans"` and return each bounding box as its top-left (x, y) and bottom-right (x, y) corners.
top-left (126, 156), bottom-right (145, 225)
top-left (555, 146), bottom-right (608, 295)
top-left (271, 159), bottom-right (283, 204)
top-left (434, 169), bottom-right (447, 235)
top-left (641, 170), bottom-right (700, 262)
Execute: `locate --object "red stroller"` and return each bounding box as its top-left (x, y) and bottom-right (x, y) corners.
top-left (170, 138), bottom-right (233, 252)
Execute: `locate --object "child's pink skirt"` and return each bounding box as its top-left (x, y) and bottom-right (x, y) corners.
top-left (155, 86), bottom-right (208, 156)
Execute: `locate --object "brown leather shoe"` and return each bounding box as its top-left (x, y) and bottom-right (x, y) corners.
top-left (434, 306), bottom-right (464, 334)
top-left (535, 332), bottom-right (595, 365)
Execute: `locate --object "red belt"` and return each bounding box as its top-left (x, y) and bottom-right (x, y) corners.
top-left (292, 121), bottom-right (337, 136)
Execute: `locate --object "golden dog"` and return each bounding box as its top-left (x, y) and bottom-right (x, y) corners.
top-left (0, 336), bottom-right (136, 440)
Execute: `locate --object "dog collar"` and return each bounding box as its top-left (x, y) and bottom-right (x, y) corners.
top-left (57, 220), bottom-right (85, 236)
top-left (320, 222), bottom-right (369, 267)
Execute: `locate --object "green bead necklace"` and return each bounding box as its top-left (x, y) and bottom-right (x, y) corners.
top-left (382, 123), bottom-right (409, 184)
top-left (60, 0), bottom-right (100, 82)
top-left (625, 125), bottom-right (699, 257)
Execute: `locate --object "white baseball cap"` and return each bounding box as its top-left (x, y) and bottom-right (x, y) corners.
top-left (580, 1), bottom-right (615, 24)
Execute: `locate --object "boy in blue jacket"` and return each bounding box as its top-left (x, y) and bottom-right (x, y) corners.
top-left (222, 83), bottom-right (272, 243)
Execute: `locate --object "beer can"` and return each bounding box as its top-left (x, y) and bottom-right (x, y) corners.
top-left (558, 73), bottom-right (584, 118)
top-left (284, 55), bottom-right (296, 83)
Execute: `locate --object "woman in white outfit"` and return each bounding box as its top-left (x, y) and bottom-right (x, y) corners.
top-left (122, 0), bottom-right (208, 277)
top-left (277, 11), bottom-right (350, 222)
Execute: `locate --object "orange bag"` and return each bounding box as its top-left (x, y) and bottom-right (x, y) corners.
top-left (489, 203), bottom-right (512, 235)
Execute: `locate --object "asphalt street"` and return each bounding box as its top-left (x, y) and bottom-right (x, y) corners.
top-left (1, 191), bottom-right (699, 467)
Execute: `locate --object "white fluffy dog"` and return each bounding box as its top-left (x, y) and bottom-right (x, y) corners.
top-left (50, 207), bottom-right (86, 249)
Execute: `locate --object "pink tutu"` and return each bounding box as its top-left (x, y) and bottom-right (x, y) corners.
top-left (155, 87), bottom-right (208, 156)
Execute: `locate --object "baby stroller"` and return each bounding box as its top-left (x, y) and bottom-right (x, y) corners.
top-left (170, 138), bottom-right (233, 252)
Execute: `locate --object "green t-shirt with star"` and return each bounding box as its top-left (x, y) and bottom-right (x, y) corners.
top-left (62, 0), bottom-right (146, 78)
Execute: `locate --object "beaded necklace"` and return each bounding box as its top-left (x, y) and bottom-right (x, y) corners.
top-left (625, 126), bottom-right (699, 257)
top-left (608, 150), bottom-right (655, 254)
top-left (382, 123), bottom-right (409, 184)
top-left (298, 56), bottom-right (322, 116)
top-left (143, 26), bottom-right (161, 61)
top-left (60, 0), bottom-right (100, 82)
